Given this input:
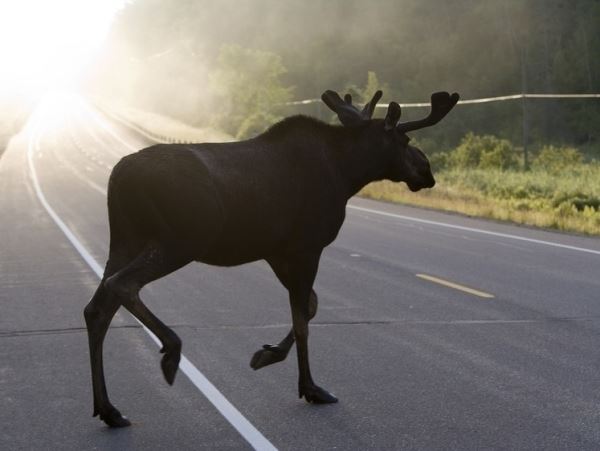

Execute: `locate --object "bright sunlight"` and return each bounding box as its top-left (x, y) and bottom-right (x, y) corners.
top-left (0, 0), bottom-right (124, 95)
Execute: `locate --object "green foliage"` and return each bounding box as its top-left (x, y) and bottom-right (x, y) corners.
top-left (446, 133), bottom-right (519, 170)
top-left (361, 162), bottom-right (600, 234)
top-left (362, 71), bottom-right (386, 104)
top-left (96, 0), bottom-right (600, 153)
top-left (365, 134), bottom-right (600, 233)
top-left (429, 152), bottom-right (450, 171)
top-left (449, 133), bottom-right (484, 168)
top-left (208, 45), bottom-right (293, 138)
top-left (440, 163), bottom-right (600, 213)
top-left (532, 145), bottom-right (584, 172)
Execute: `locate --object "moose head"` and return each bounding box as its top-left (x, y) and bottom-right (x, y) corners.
top-left (321, 89), bottom-right (460, 192)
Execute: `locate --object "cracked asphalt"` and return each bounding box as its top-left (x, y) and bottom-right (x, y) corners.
top-left (2, 94), bottom-right (600, 450)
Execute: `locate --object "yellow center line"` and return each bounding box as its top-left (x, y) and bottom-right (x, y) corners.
top-left (416, 274), bottom-right (495, 299)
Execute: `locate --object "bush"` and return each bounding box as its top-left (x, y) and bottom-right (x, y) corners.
top-left (532, 145), bottom-right (583, 172)
top-left (448, 133), bottom-right (518, 170)
top-left (552, 190), bottom-right (600, 212)
top-left (429, 152), bottom-right (449, 171)
top-left (208, 45), bottom-right (293, 138)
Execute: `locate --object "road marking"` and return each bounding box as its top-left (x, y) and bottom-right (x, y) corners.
top-left (347, 204), bottom-right (600, 256)
top-left (50, 140), bottom-right (108, 196)
top-left (78, 98), bottom-right (140, 152)
top-left (27, 115), bottom-right (277, 451)
top-left (416, 274), bottom-right (495, 298)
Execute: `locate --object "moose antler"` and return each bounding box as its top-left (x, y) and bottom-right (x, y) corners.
top-left (396, 91), bottom-right (460, 133)
top-left (321, 90), bottom-right (383, 126)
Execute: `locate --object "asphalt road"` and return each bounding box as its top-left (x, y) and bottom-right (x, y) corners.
top-left (2, 92), bottom-right (600, 450)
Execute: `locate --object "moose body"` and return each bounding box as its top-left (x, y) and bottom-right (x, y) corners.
top-left (111, 117), bottom-right (348, 267)
top-left (84, 89), bottom-right (458, 427)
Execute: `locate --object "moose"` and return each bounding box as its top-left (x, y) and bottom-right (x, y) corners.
top-left (84, 89), bottom-right (459, 427)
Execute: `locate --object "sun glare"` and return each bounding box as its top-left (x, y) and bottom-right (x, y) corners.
top-left (0, 0), bottom-right (124, 96)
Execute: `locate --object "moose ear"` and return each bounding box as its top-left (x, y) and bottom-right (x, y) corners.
top-left (384, 102), bottom-right (401, 131)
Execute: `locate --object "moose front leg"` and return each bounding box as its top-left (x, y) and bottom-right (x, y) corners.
top-left (254, 252), bottom-right (336, 402)
top-left (279, 252), bottom-right (337, 403)
top-left (290, 287), bottom-right (337, 404)
top-left (250, 290), bottom-right (317, 370)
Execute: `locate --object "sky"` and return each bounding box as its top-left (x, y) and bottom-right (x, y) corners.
top-left (0, 0), bottom-right (125, 96)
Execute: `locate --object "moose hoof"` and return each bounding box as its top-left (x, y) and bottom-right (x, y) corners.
top-left (250, 344), bottom-right (288, 370)
top-left (300, 385), bottom-right (338, 404)
top-left (99, 407), bottom-right (131, 428)
top-left (161, 350), bottom-right (181, 385)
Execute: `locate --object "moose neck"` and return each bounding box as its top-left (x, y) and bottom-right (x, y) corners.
top-left (329, 123), bottom-right (390, 199)
top-left (261, 116), bottom-right (391, 200)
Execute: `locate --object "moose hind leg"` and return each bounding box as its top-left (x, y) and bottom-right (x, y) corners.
top-left (106, 243), bottom-right (192, 386)
top-left (84, 281), bottom-right (131, 427)
top-left (123, 296), bottom-right (182, 385)
top-left (250, 289), bottom-right (318, 370)
top-left (85, 243), bottom-right (191, 428)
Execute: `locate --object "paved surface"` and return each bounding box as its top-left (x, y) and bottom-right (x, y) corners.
top-left (2, 92), bottom-right (600, 450)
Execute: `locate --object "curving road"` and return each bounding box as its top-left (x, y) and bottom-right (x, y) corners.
top-left (2, 92), bottom-right (600, 450)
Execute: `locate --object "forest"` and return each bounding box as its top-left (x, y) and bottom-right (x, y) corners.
top-left (82, 0), bottom-right (600, 233)
top-left (87, 0), bottom-right (600, 151)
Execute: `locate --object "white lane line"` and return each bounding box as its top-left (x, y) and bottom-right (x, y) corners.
top-left (27, 118), bottom-right (277, 451)
top-left (70, 116), bottom-right (125, 161)
top-left (416, 274), bottom-right (495, 299)
top-left (347, 204), bottom-right (600, 256)
top-left (78, 98), bottom-right (140, 152)
top-left (50, 138), bottom-right (108, 196)
top-left (75, 109), bottom-right (135, 161)
top-left (28, 127), bottom-right (105, 276)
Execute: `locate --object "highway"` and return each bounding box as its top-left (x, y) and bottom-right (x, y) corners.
top-left (2, 92), bottom-right (600, 450)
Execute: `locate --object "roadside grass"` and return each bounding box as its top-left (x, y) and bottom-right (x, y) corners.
top-left (360, 166), bottom-right (600, 235)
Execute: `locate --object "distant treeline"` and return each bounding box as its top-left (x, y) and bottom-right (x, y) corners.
top-left (86, 0), bottom-right (600, 154)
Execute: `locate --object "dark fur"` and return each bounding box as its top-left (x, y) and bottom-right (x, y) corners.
top-left (83, 90), bottom-right (457, 427)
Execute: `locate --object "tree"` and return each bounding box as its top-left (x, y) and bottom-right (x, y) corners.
top-left (208, 45), bottom-right (293, 138)
top-left (90, 0), bottom-right (600, 153)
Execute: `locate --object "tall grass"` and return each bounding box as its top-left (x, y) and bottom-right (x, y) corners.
top-left (360, 165), bottom-right (600, 235)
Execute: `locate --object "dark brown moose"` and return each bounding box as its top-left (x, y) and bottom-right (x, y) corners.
top-left (84, 89), bottom-right (459, 427)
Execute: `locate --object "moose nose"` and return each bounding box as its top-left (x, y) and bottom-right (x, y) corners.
top-left (417, 165), bottom-right (435, 187)
top-left (428, 173), bottom-right (436, 187)
top-left (423, 173), bottom-right (435, 188)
